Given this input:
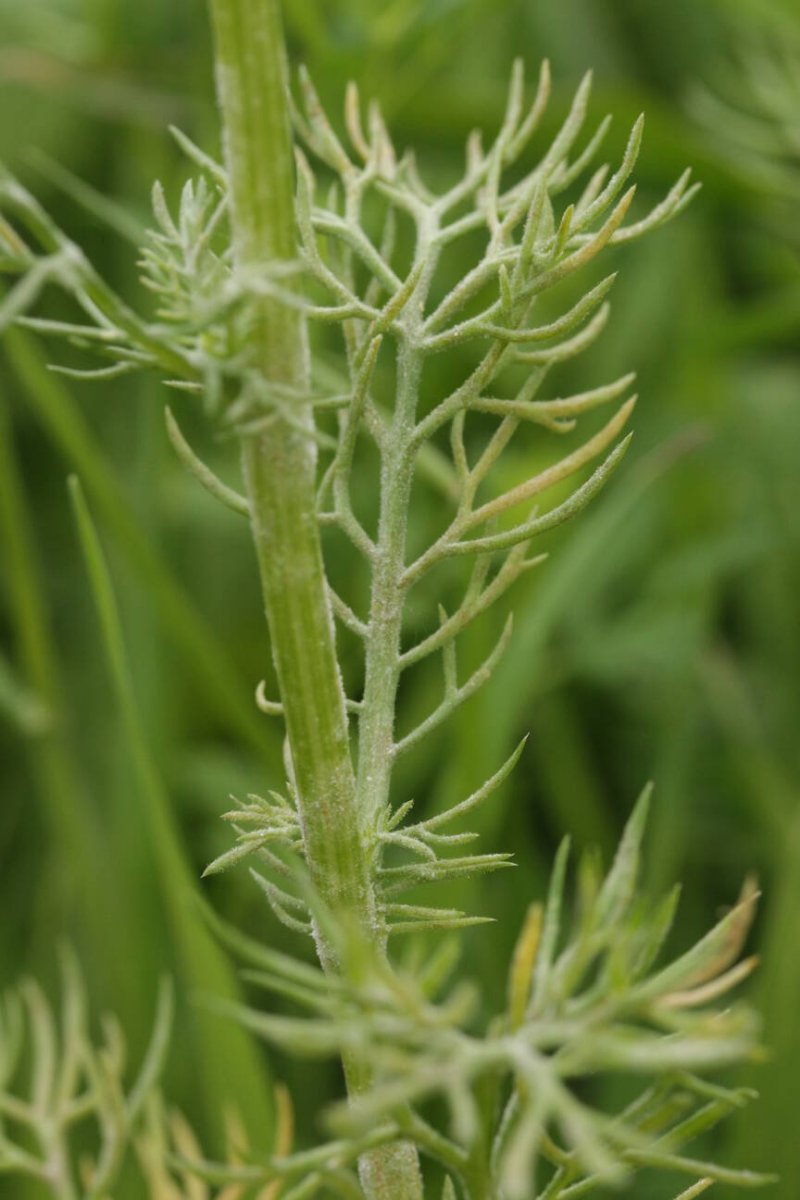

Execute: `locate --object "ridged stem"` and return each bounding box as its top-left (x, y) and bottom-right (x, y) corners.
top-left (206, 1), bottom-right (422, 1195)
top-left (209, 0), bottom-right (372, 949)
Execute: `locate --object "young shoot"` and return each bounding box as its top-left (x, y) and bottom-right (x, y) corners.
top-left (0, 1), bottom-right (770, 1198)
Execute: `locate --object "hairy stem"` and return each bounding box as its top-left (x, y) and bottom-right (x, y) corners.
top-left (356, 340), bottom-right (421, 827)
top-left (207, 0), bottom-right (422, 1194)
top-left (357, 216), bottom-right (440, 832)
top-left (208, 0), bottom-right (371, 953)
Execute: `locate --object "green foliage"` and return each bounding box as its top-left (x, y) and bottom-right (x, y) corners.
top-left (152, 61), bottom-right (695, 946)
top-left (0, 2), bottom-right (786, 1198)
top-left (0, 954), bottom-right (172, 1197)
top-left (157, 800), bottom-right (769, 1199)
top-left (692, 17), bottom-right (800, 207)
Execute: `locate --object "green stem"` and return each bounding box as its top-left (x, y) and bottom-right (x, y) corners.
top-left (241, 432), bottom-right (373, 924)
top-left (207, 1), bottom-right (422, 1195)
top-left (208, 0), bottom-right (372, 951)
top-left (356, 341), bottom-right (421, 828)
top-left (356, 213), bottom-right (439, 833)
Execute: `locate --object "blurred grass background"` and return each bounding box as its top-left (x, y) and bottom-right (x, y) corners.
top-left (1, 0), bottom-right (798, 1195)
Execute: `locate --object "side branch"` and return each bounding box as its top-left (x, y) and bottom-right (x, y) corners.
top-left (165, 407), bottom-right (251, 517)
top-left (393, 615), bottom-right (513, 758)
top-left (448, 436), bottom-right (632, 557)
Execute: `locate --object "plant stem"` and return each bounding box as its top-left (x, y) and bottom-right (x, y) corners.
top-left (242, 432), bottom-right (374, 924)
top-left (356, 215), bottom-right (439, 832)
top-left (209, 0), bottom-right (373, 955)
top-left (356, 340), bottom-right (420, 828)
top-left (357, 343), bottom-right (419, 820)
top-left (207, 1), bottom-right (422, 1194)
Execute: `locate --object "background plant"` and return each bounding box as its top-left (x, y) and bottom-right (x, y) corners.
top-left (0, 0), bottom-right (797, 1197)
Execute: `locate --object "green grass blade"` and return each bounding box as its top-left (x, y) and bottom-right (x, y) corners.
top-left (68, 474), bottom-right (273, 1144)
top-left (1, 326), bottom-right (279, 774)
